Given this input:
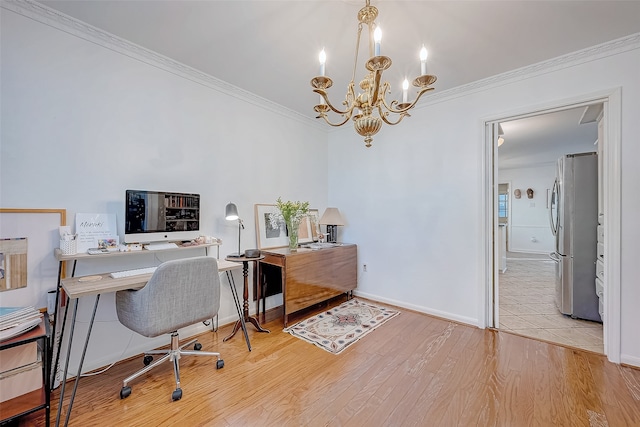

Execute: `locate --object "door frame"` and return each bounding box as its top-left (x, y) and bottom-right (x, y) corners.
top-left (480, 88), bottom-right (621, 363)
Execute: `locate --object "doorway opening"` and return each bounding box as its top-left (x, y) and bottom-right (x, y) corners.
top-left (484, 89), bottom-right (622, 362)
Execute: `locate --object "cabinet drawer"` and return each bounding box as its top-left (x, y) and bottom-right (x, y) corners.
top-left (595, 277), bottom-right (604, 298)
top-left (595, 277), bottom-right (604, 320)
top-left (596, 259), bottom-right (604, 281)
top-left (599, 298), bottom-right (604, 320)
top-left (597, 243), bottom-right (604, 261)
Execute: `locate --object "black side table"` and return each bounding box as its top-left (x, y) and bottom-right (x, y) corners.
top-left (223, 255), bottom-right (270, 342)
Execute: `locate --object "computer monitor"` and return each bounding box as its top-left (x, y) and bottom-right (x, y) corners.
top-left (124, 190), bottom-right (200, 244)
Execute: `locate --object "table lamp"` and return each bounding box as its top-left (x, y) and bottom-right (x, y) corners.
top-left (319, 207), bottom-right (345, 243)
top-left (225, 202), bottom-right (244, 257)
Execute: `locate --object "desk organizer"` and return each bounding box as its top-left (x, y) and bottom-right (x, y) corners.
top-left (59, 239), bottom-right (77, 255)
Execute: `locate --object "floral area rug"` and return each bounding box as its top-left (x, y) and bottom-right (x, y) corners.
top-left (283, 299), bottom-right (400, 354)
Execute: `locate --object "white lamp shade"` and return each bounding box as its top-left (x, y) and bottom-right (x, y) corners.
top-left (225, 203), bottom-right (239, 221)
top-left (319, 207), bottom-right (345, 226)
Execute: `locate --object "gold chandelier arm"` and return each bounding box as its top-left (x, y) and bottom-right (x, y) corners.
top-left (378, 106), bottom-right (407, 126)
top-left (380, 86), bottom-right (434, 114)
top-left (315, 107), bottom-right (352, 127)
top-left (313, 89), bottom-right (355, 116)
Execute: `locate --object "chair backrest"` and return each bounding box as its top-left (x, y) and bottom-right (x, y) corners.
top-left (116, 256), bottom-right (221, 338)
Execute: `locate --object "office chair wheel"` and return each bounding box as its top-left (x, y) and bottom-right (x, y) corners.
top-left (120, 386), bottom-right (132, 399)
top-left (172, 388), bottom-right (182, 401)
top-left (194, 342), bottom-right (202, 351)
top-left (143, 355), bottom-right (153, 366)
top-left (216, 359), bottom-right (224, 369)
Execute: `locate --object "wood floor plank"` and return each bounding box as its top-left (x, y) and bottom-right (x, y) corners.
top-left (18, 298), bottom-right (640, 426)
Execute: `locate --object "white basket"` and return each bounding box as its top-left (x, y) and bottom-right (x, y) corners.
top-left (59, 239), bottom-right (77, 255)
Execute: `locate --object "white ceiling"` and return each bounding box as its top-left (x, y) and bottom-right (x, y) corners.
top-left (498, 106), bottom-right (599, 169)
top-left (36, 0), bottom-right (639, 165)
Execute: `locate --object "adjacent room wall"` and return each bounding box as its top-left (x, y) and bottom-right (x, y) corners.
top-left (499, 165), bottom-right (556, 254)
top-left (1, 8), bottom-right (328, 373)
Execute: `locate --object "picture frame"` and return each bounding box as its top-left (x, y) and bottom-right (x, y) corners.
top-left (297, 215), bottom-right (313, 244)
top-left (254, 204), bottom-right (289, 249)
top-left (297, 208), bottom-right (320, 244)
top-left (254, 205), bottom-right (319, 249)
top-left (0, 208), bottom-right (67, 302)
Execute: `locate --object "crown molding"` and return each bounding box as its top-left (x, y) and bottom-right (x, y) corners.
top-left (2, 0), bottom-right (326, 131)
top-left (416, 32), bottom-right (640, 109)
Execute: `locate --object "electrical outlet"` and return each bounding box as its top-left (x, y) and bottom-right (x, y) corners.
top-left (363, 264), bottom-right (367, 272)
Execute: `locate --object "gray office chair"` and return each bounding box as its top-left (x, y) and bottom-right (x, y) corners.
top-left (115, 256), bottom-right (224, 401)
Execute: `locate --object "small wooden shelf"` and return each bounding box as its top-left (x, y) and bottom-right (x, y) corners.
top-left (0, 317), bottom-right (51, 426)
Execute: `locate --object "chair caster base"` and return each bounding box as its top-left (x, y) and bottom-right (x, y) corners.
top-left (120, 386), bottom-right (132, 399)
top-left (172, 388), bottom-right (182, 401)
top-left (217, 359), bottom-right (224, 369)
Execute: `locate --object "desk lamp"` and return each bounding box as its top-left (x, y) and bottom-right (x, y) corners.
top-left (319, 207), bottom-right (345, 243)
top-left (225, 202), bottom-right (244, 257)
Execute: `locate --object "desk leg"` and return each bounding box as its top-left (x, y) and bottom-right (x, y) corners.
top-left (51, 260), bottom-right (76, 388)
top-left (55, 295), bottom-right (100, 427)
top-left (223, 271), bottom-right (251, 351)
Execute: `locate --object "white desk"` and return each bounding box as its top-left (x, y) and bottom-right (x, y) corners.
top-left (53, 251), bottom-right (244, 427)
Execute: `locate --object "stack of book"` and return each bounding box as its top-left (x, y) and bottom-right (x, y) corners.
top-left (0, 307), bottom-right (43, 403)
top-left (0, 307), bottom-right (42, 342)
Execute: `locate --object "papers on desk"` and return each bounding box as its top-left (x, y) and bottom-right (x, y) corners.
top-left (0, 307), bottom-right (42, 342)
top-left (307, 242), bottom-right (340, 250)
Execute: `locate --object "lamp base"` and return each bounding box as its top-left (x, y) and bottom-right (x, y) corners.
top-left (326, 225), bottom-right (338, 243)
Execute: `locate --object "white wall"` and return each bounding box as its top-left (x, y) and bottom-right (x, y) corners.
top-left (499, 165), bottom-right (556, 254)
top-left (330, 39), bottom-right (640, 366)
top-left (0, 9), bottom-right (328, 374)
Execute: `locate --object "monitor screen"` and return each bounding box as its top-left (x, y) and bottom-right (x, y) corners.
top-left (124, 190), bottom-right (200, 243)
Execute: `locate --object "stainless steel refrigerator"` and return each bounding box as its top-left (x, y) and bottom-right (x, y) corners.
top-left (549, 152), bottom-right (601, 322)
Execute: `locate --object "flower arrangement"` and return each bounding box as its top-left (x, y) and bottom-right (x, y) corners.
top-left (269, 197), bottom-right (309, 251)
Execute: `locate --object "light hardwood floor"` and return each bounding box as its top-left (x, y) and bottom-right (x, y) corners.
top-left (21, 298), bottom-right (640, 426)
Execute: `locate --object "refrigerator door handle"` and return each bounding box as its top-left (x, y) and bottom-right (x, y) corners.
top-left (549, 178), bottom-right (559, 236)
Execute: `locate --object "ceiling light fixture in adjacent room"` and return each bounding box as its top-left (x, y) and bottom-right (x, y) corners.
top-left (311, 0), bottom-right (437, 148)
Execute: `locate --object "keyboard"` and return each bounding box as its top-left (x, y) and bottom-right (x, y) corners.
top-left (110, 267), bottom-right (157, 279)
top-left (144, 242), bottom-right (179, 251)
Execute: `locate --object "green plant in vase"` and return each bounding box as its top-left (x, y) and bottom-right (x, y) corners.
top-left (269, 197), bottom-right (309, 251)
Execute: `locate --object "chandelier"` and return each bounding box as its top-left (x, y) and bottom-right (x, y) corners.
top-left (311, 0), bottom-right (437, 148)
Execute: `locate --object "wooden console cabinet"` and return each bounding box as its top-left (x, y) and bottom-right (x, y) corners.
top-left (260, 244), bottom-right (357, 326)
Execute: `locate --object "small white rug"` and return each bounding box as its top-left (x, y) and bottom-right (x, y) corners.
top-left (283, 299), bottom-right (400, 354)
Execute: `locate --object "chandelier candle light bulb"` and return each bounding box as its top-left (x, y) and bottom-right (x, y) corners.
top-left (319, 49), bottom-right (326, 76)
top-left (319, 49), bottom-right (327, 104)
top-left (420, 45), bottom-right (428, 75)
top-left (374, 27), bottom-right (382, 56)
top-left (402, 78), bottom-right (409, 103)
